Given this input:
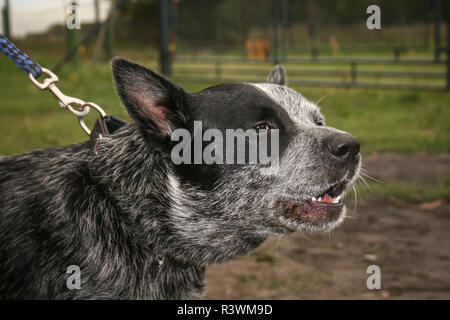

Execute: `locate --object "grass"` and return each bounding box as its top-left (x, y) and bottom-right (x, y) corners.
top-left (234, 270), bottom-right (307, 299)
top-left (250, 248), bottom-right (276, 264)
top-left (363, 175), bottom-right (450, 203)
top-left (307, 88), bottom-right (450, 154)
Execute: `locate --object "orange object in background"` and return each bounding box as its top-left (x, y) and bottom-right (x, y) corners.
top-left (246, 39), bottom-right (269, 59)
top-left (169, 37), bottom-right (176, 59)
top-left (329, 36), bottom-right (339, 56)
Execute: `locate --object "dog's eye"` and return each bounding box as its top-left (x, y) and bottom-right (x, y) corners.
top-left (253, 123), bottom-right (271, 132)
top-left (316, 120), bottom-right (325, 126)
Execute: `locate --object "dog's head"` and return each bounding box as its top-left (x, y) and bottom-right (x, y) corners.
top-left (112, 58), bottom-right (360, 261)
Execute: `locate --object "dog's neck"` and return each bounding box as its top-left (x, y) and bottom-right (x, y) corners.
top-left (86, 123), bottom-right (267, 268)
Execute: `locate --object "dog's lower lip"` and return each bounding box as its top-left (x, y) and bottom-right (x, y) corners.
top-left (280, 198), bottom-right (344, 224)
top-left (281, 200), bottom-right (344, 226)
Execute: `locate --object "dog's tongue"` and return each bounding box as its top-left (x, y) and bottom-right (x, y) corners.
top-left (322, 193), bottom-right (334, 203)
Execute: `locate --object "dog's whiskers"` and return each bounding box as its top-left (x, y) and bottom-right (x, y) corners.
top-left (274, 235), bottom-right (282, 258)
top-left (360, 170), bottom-right (383, 183)
top-left (327, 229), bottom-right (336, 247)
top-left (357, 174), bottom-right (372, 191)
top-left (298, 231), bottom-right (312, 241)
top-left (352, 185), bottom-right (358, 214)
top-left (314, 92), bottom-right (328, 105)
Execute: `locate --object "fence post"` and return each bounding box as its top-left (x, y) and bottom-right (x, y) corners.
top-left (159, 0), bottom-right (171, 76)
top-left (67, 1), bottom-right (81, 68)
top-left (351, 61), bottom-right (357, 85)
top-left (2, 0), bottom-right (10, 38)
top-left (393, 48), bottom-right (401, 62)
top-left (281, 0), bottom-right (288, 61)
top-left (272, 0), bottom-right (280, 65)
top-left (434, 0), bottom-right (441, 62)
top-left (215, 61), bottom-right (221, 81)
top-left (104, 14), bottom-right (114, 60)
top-left (446, 0), bottom-right (450, 90)
top-left (94, 0), bottom-right (100, 24)
top-left (307, 0), bottom-right (318, 60)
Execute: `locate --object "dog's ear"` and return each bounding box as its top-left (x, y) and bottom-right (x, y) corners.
top-left (267, 64), bottom-right (287, 85)
top-left (112, 58), bottom-right (187, 151)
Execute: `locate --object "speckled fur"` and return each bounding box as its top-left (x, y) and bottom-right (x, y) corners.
top-left (0, 60), bottom-right (360, 299)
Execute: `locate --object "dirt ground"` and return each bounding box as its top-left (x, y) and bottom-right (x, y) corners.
top-left (204, 153), bottom-right (450, 299)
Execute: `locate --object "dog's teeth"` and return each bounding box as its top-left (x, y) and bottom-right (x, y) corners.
top-left (337, 195), bottom-right (341, 202)
top-left (312, 197), bottom-right (317, 201)
top-left (332, 197), bottom-right (339, 203)
top-left (318, 197), bottom-right (322, 202)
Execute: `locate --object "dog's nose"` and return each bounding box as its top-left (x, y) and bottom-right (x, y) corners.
top-left (325, 133), bottom-right (360, 162)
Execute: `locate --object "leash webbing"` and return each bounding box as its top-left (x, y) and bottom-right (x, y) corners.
top-left (0, 34), bottom-right (42, 78)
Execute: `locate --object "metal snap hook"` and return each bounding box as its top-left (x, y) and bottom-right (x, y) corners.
top-left (78, 102), bottom-right (107, 136)
top-left (29, 68), bottom-right (91, 117)
top-left (30, 68), bottom-right (107, 136)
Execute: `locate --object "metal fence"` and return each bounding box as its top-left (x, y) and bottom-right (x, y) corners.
top-left (172, 56), bottom-right (448, 90)
top-left (167, 0), bottom-right (450, 90)
top-left (2, 0), bottom-right (449, 90)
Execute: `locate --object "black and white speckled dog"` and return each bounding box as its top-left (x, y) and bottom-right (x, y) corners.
top-left (0, 58), bottom-right (360, 299)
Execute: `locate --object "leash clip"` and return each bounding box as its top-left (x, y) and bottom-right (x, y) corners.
top-left (29, 67), bottom-right (106, 135)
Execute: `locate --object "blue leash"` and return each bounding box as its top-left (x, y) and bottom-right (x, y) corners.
top-left (0, 33), bottom-right (42, 78)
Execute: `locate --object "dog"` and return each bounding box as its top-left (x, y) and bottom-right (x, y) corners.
top-left (0, 58), bottom-right (360, 299)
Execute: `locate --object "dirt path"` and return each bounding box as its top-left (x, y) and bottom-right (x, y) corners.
top-left (204, 153), bottom-right (450, 299)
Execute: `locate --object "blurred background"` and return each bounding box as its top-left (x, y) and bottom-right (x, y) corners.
top-left (0, 0), bottom-right (449, 299)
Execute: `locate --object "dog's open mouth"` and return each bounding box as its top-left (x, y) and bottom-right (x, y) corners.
top-left (279, 179), bottom-right (348, 227)
top-left (310, 179), bottom-right (346, 204)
